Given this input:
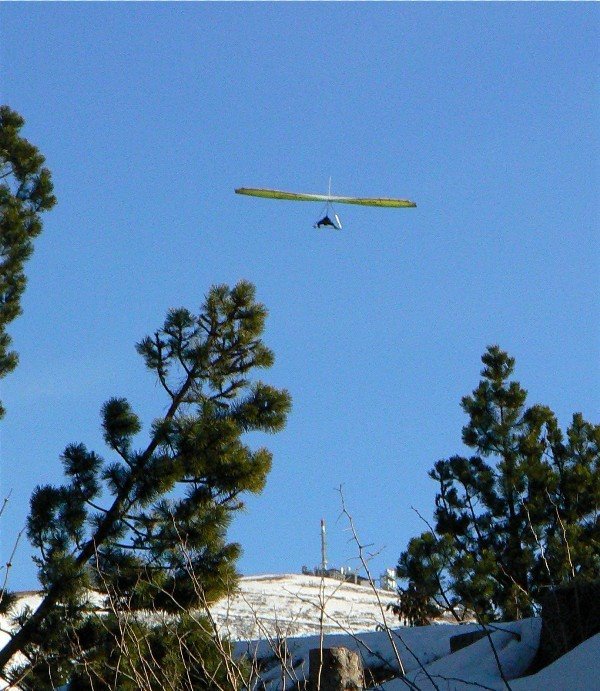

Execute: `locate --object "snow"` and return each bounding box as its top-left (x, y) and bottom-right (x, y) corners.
top-left (222, 576), bottom-right (598, 690)
top-left (385, 619), bottom-right (541, 690)
top-left (210, 573), bottom-right (400, 640)
top-left (510, 633), bottom-right (600, 691)
top-left (2, 575), bottom-right (598, 690)
top-left (244, 618), bottom-right (543, 690)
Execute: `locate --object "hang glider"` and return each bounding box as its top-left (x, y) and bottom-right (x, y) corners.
top-left (235, 183), bottom-right (416, 230)
top-left (235, 187), bottom-right (417, 208)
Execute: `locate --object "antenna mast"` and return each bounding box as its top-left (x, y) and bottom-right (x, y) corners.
top-left (320, 518), bottom-right (328, 572)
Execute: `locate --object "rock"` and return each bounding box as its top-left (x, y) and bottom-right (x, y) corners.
top-left (308, 646), bottom-right (364, 690)
top-left (531, 579), bottom-right (600, 672)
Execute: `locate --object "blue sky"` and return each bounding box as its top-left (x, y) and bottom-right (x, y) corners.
top-left (1, 3), bottom-right (598, 591)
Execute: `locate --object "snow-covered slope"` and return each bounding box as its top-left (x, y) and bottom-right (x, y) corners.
top-left (245, 618), bottom-right (599, 690)
top-left (3, 575), bottom-right (597, 690)
top-left (211, 573), bottom-right (399, 640)
top-left (1, 574), bottom-right (395, 647)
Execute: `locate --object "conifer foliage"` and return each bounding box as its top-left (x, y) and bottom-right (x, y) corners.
top-left (0, 106), bottom-right (55, 418)
top-left (0, 281), bottom-right (291, 687)
top-left (397, 346), bottom-right (599, 623)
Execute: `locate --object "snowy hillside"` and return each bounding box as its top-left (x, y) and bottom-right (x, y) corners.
top-left (211, 573), bottom-right (399, 640)
top-left (223, 576), bottom-right (599, 690)
top-left (213, 575), bottom-right (599, 690)
top-left (2, 574), bottom-right (598, 689)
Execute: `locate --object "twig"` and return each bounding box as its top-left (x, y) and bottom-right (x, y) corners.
top-left (336, 487), bottom-right (431, 691)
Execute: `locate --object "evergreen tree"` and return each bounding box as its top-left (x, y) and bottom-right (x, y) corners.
top-left (0, 106), bottom-right (55, 418)
top-left (0, 281), bottom-right (291, 687)
top-left (397, 346), bottom-right (599, 622)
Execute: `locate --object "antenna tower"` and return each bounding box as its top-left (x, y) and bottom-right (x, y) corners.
top-left (320, 518), bottom-right (328, 572)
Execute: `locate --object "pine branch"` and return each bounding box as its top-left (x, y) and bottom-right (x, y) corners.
top-left (0, 359), bottom-right (199, 671)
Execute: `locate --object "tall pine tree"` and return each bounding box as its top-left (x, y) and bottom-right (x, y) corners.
top-left (397, 346), bottom-right (599, 622)
top-left (0, 281), bottom-right (291, 688)
top-left (0, 106), bottom-right (55, 418)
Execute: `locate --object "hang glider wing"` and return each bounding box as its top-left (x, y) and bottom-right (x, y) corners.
top-left (235, 187), bottom-right (416, 208)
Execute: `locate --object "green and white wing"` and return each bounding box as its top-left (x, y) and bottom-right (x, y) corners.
top-left (326, 194), bottom-right (416, 208)
top-left (235, 188), bottom-right (331, 203)
top-left (235, 187), bottom-right (416, 208)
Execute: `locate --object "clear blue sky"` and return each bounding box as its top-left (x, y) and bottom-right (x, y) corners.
top-left (1, 3), bottom-right (598, 591)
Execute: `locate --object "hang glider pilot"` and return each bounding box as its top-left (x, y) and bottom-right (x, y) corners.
top-left (314, 214), bottom-right (341, 229)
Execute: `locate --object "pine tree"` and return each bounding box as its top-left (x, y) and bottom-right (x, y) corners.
top-left (0, 281), bottom-right (291, 687)
top-left (0, 106), bottom-right (55, 419)
top-left (397, 346), bottom-right (599, 622)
